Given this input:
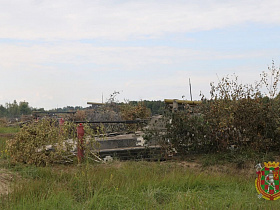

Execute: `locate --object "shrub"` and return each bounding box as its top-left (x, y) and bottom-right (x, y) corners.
top-left (145, 61), bottom-right (280, 155)
top-left (164, 107), bottom-right (210, 155)
top-left (202, 65), bottom-right (280, 152)
top-left (144, 105), bottom-right (210, 155)
top-left (120, 101), bottom-right (151, 121)
top-left (120, 101), bottom-right (151, 132)
top-left (6, 119), bottom-right (96, 166)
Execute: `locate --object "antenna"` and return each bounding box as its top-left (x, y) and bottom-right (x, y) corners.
top-left (189, 78), bottom-right (193, 101)
top-left (102, 93), bottom-right (103, 103)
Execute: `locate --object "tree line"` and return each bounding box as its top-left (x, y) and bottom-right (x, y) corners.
top-left (0, 100), bottom-right (165, 118)
top-left (0, 100), bottom-right (32, 118)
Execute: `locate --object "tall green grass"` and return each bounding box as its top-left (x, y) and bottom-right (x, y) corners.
top-left (0, 136), bottom-right (9, 159)
top-left (0, 126), bottom-right (278, 209)
top-left (0, 161), bottom-right (278, 209)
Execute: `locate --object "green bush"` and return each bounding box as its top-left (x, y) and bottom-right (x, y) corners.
top-left (6, 119), bottom-right (96, 166)
top-left (165, 108), bottom-right (211, 154)
top-left (145, 61), bottom-right (280, 155)
top-left (202, 65), bottom-right (280, 152)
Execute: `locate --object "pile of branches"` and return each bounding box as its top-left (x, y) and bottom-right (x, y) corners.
top-left (7, 119), bottom-right (98, 166)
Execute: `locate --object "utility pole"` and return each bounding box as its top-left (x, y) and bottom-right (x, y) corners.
top-left (189, 78), bottom-right (193, 101)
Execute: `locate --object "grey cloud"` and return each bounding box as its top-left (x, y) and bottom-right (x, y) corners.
top-left (0, 0), bottom-right (279, 40)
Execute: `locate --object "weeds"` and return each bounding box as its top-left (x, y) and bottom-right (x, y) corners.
top-left (0, 160), bottom-right (279, 209)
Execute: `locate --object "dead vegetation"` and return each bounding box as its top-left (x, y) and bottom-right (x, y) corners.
top-left (0, 168), bottom-right (19, 196)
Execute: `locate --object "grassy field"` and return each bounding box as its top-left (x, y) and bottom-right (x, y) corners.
top-left (0, 127), bottom-right (279, 209)
top-left (0, 126), bottom-right (19, 134)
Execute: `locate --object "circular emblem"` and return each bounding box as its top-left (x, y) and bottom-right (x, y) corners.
top-left (255, 162), bottom-right (280, 200)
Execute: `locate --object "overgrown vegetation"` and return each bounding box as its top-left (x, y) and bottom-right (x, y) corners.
top-left (202, 62), bottom-right (280, 153)
top-left (0, 160), bottom-right (279, 209)
top-left (6, 119), bottom-right (97, 166)
top-left (120, 101), bottom-right (151, 121)
top-left (0, 100), bottom-right (36, 118)
top-left (146, 61), bottom-right (280, 155)
top-left (1, 62), bottom-right (280, 209)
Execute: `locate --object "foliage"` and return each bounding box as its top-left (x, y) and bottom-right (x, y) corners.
top-left (49, 105), bottom-right (83, 112)
top-left (165, 110), bottom-right (211, 155)
top-left (6, 119), bottom-right (96, 166)
top-left (3, 100), bottom-right (33, 118)
top-left (74, 110), bottom-right (86, 121)
top-left (0, 105), bottom-right (7, 118)
top-left (0, 118), bottom-right (8, 127)
top-left (119, 101), bottom-right (151, 132)
top-left (201, 64), bottom-right (280, 152)
top-left (18, 101), bottom-right (32, 115)
top-left (128, 100), bottom-right (165, 115)
top-left (145, 61), bottom-right (280, 155)
top-left (144, 106), bottom-right (210, 155)
top-left (0, 97), bottom-right (164, 121)
top-left (120, 101), bottom-right (151, 121)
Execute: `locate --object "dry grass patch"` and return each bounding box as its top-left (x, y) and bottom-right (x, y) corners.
top-left (0, 168), bottom-right (20, 196)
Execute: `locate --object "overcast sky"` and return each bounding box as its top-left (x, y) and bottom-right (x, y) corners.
top-left (1, 0), bottom-right (280, 109)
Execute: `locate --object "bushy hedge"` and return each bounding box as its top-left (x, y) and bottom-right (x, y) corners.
top-left (146, 62), bottom-right (280, 154)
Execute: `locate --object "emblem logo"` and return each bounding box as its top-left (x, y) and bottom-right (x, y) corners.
top-left (255, 162), bottom-right (280, 200)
